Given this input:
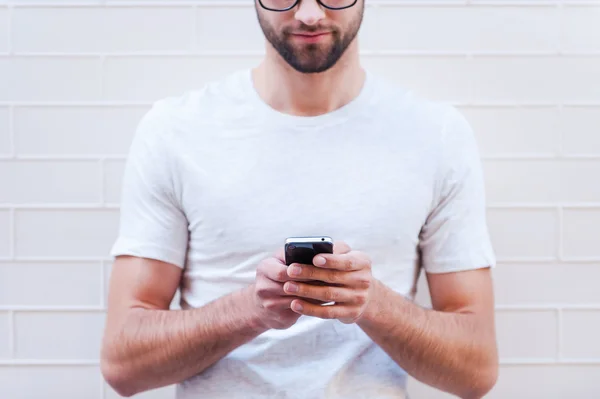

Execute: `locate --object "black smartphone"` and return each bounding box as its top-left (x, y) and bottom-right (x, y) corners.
top-left (284, 236), bottom-right (334, 266)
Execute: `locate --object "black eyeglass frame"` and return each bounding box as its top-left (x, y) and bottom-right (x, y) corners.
top-left (258, 0), bottom-right (358, 12)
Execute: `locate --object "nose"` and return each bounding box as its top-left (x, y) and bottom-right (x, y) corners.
top-left (294, 0), bottom-right (326, 26)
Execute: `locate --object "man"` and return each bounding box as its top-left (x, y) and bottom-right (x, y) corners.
top-left (100, 0), bottom-right (499, 398)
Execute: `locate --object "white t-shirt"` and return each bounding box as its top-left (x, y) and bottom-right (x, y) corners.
top-left (110, 68), bottom-right (496, 399)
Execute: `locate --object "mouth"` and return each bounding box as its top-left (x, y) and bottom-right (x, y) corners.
top-left (290, 32), bottom-right (332, 43)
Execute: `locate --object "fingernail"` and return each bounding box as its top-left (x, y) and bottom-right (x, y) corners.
top-left (293, 301), bottom-right (303, 312)
top-left (286, 282), bottom-right (298, 293)
top-left (314, 256), bottom-right (326, 266)
top-left (289, 265), bottom-right (302, 276)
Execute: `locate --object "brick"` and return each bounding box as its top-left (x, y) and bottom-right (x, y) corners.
top-left (361, 56), bottom-right (470, 103)
top-left (469, 57), bottom-right (562, 103)
top-left (0, 210), bottom-right (9, 258)
top-left (13, 106), bottom-right (147, 156)
top-left (0, 366), bottom-right (101, 399)
top-left (196, 6), bottom-right (264, 52)
top-left (105, 384), bottom-right (175, 399)
top-left (483, 160), bottom-right (558, 204)
top-left (12, 7), bottom-right (194, 53)
top-left (103, 160), bottom-right (125, 204)
top-left (7, 0), bottom-right (100, 3)
top-left (0, 57), bottom-right (101, 102)
top-left (0, 161), bottom-right (101, 204)
top-left (496, 310), bottom-right (557, 359)
top-left (562, 57), bottom-right (600, 103)
top-left (483, 160), bottom-right (600, 203)
top-left (0, 311), bottom-right (8, 359)
top-left (562, 209), bottom-right (600, 259)
top-left (562, 310), bottom-right (600, 359)
top-left (459, 107), bottom-right (559, 157)
top-left (562, 6), bottom-right (600, 52)
top-left (375, 6), bottom-right (558, 52)
top-left (560, 161), bottom-right (600, 202)
top-left (14, 311), bottom-right (104, 360)
top-left (494, 263), bottom-right (600, 305)
top-left (356, 4), bottom-right (378, 51)
top-left (487, 365), bottom-right (600, 398)
top-left (14, 209), bottom-right (119, 258)
top-left (103, 56), bottom-right (261, 101)
top-left (0, 8), bottom-right (7, 53)
top-left (0, 107), bottom-right (8, 155)
top-left (561, 107), bottom-right (600, 156)
top-left (487, 209), bottom-right (557, 260)
top-left (0, 262), bottom-right (102, 307)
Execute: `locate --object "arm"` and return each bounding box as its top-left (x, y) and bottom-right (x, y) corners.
top-left (102, 104), bottom-right (304, 396)
top-left (282, 248), bottom-right (498, 398)
top-left (282, 106), bottom-right (498, 397)
top-left (357, 268), bottom-right (498, 399)
top-left (100, 255), bottom-right (266, 397)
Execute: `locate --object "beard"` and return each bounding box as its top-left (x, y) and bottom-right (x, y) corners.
top-left (256, 6), bottom-right (363, 74)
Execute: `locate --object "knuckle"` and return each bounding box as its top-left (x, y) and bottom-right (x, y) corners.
top-left (255, 282), bottom-right (269, 298)
top-left (346, 258), bottom-right (355, 271)
top-left (355, 292), bottom-right (367, 305)
top-left (327, 270), bottom-right (339, 284)
top-left (263, 299), bottom-right (277, 310)
top-left (276, 268), bottom-right (288, 281)
top-left (324, 289), bottom-right (337, 302)
top-left (325, 308), bottom-right (336, 319)
top-left (361, 276), bottom-right (372, 288)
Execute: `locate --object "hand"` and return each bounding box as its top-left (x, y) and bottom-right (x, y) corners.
top-left (283, 241), bottom-right (375, 324)
top-left (247, 247), bottom-right (319, 331)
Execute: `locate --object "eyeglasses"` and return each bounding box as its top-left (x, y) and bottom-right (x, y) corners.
top-left (258, 0), bottom-right (358, 12)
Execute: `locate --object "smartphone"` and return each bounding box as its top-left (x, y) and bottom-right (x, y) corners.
top-left (284, 236), bottom-right (334, 266)
top-left (285, 236), bottom-right (335, 303)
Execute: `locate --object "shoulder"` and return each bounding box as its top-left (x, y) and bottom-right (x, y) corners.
top-left (135, 69), bottom-right (249, 141)
top-left (370, 72), bottom-right (469, 138)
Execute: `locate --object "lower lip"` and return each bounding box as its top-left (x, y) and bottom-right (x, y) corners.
top-left (292, 33), bottom-right (331, 43)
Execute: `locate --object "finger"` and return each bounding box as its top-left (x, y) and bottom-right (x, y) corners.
top-left (313, 251), bottom-right (371, 272)
top-left (289, 300), bottom-right (363, 323)
top-left (333, 240), bottom-right (351, 255)
top-left (286, 263), bottom-right (351, 285)
top-left (274, 247), bottom-right (286, 263)
top-left (283, 281), bottom-right (360, 304)
top-left (261, 293), bottom-right (327, 309)
top-left (260, 258), bottom-right (293, 283)
top-left (255, 277), bottom-right (288, 298)
top-left (261, 296), bottom-right (295, 310)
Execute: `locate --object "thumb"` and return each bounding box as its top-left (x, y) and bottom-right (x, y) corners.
top-left (333, 240), bottom-right (351, 254)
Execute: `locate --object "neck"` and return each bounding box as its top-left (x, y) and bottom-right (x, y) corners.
top-left (252, 41), bottom-right (365, 117)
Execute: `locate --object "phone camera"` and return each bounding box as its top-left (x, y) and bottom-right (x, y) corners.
top-left (288, 244), bottom-right (296, 250)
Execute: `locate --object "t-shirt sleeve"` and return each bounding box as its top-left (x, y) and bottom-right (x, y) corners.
top-left (109, 104), bottom-right (189, 268)
top-left (418, 105), bottom-right (496, 274)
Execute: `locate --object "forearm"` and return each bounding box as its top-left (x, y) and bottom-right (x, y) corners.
top-left (357, 280), bottom-right (498, 399)
top-left (101, 285), bottom-right (266, 396)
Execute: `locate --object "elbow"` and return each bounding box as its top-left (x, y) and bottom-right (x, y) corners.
top-left (461, 358), bottom-right (499, 399)
top-left (100, 352), bottom-right (140, 398)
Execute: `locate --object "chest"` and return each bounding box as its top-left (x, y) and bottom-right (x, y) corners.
top-left (174, 128), bottom-right (437, 262)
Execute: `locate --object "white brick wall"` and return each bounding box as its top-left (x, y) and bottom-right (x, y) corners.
top-left (0, 1), bottom-right (598, 398)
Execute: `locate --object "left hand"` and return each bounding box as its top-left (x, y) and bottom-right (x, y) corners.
top-left (283, 241), bottom-right (375, 324)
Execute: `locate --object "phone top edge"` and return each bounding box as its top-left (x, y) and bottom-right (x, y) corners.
top-left (285, 236), bottom-right (333, 244)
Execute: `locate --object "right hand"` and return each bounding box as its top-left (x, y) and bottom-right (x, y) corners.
top-left (247, 248), bottom-right (304, 330)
